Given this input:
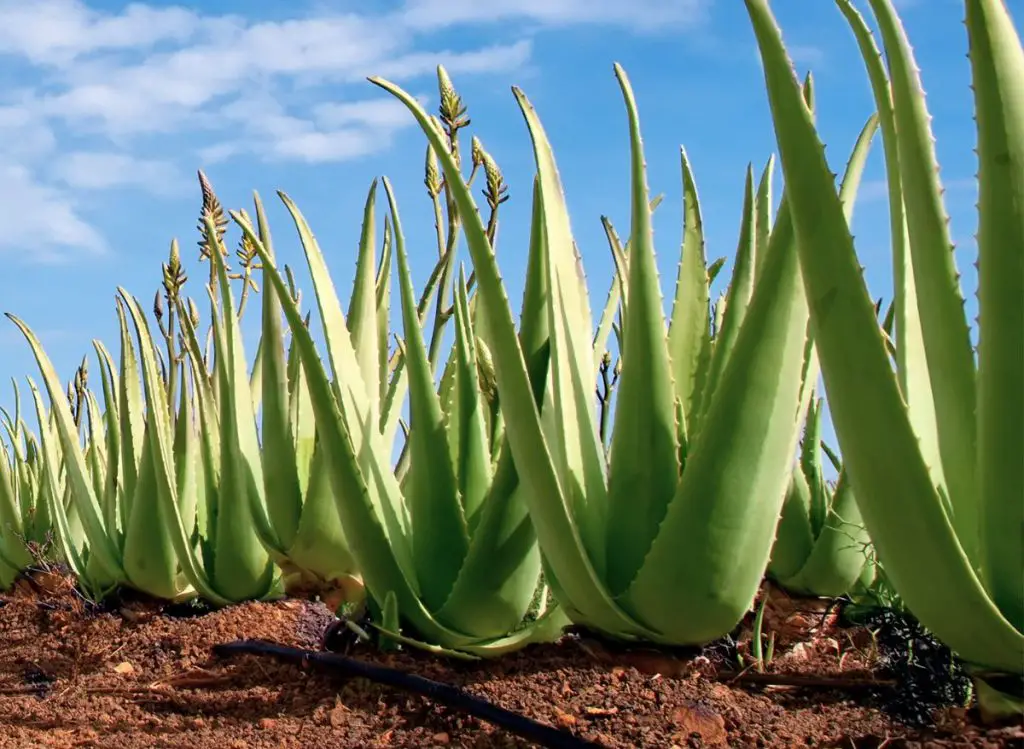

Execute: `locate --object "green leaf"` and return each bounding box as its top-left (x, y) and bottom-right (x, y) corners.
top-left (385, 177), bottom-right (469, 611)
top-left (667, 147), bottom-right (711, 444)
top-left (604, 65), bottom-right (681, 597)
top-left (967, 0), bottom-right (1024, 635)
top-left (745, 0), bottom-right (1023, 672)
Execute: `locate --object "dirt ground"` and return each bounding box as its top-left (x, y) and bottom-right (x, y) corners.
top-left (0, 572), bottom-right (1020, 748)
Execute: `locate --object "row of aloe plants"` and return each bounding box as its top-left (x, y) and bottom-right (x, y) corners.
top-left (1, 0), bottom-right (1019, 715)
top-left (0, 69), bottom-right (878, 637)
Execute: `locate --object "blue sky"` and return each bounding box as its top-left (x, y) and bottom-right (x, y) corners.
top-left (0, 0), bottom-right (1012, 453)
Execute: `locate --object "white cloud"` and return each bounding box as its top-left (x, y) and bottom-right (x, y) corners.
top-left (313, 99), bottom-right (417, 130)
top-left (397, 0), bottom-right (709, 33)
top-left (51, 152), bottom-right (187, 195)
top-left (0, 162), bottom-right (106, 261)
top-left (0, 0), bottom-right (705, 261)
top-left (0, 0), bottom-right (201, 65)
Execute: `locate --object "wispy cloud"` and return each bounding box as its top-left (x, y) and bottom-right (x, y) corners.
top-left (51, 152), bottom-right (187, 195)
top-left (0, 161), bottom-right (107, 261)
top-left (397, 0), bottom-right (710, 33)
top-left (0, 0), bottom-right (709, 262)
top-left (0, 0), bottom-right (200, 66)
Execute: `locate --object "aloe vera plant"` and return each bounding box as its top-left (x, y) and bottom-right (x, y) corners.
top-left (0, 385), bottom-right (52, 590)
top-left (222, 191), bottom-right (364, 597)
top-left (6, 303), bottom-right (203, 601)
top-left (370, 60), bottom-right (877, 645)
top-left (745, 0), bottom-right (1023, 694)
top-left (768, 394), bottom-right (876, 597)
top-left (5, 210), bottom-right (290, 605)
top-left (230, 155), bottom-right (574, 655)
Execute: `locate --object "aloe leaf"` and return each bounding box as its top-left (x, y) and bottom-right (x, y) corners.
top-left (206, 230), bottom-right (277, 601)
top-left (275, 193), bottom-right (413, 555)
top-left (435, 422), bottom-right (544, 640)
top-left (967, 0), bottom-right (1024, 635)
top-left (784, 470), bottom-right (871, 597)
top-left (25, 379), bottom-right (95, 583)
top-left (376, 218), bottom-right (394, 409)
top-left (385, 177), bottom-right (468, 611)
top-left (177, 298), bottom-right (223, 504)
top-left (865, 0), bottom-right (979, 556)
top-left (625, 136), bottom-right (809, 644)
top-left (248, 337), bottom-right (264, 417)
top-left (370, 75), bottom-right (651, 638)
top-left (835, 0), bottom-right (938, 484)
top-left (516, 87), bottom-right (618, 588)
top-left (255, 190), bottom-right (303, 551)
top-left (233, 210), bottom-right (507, 650)
top-left (7, 317), bottom-right (124, 582)
top-left (0, 422), bottom-right (32, 581)
top-left (698, 166), bottom-right (758, 423)
top-left (594, 216), bottom-right (625, 372)
top-left (667, 147), bottom-right (711, 443)
top-left (119, 289), bottom-right (229, 606)
top-left (745, 0), bottom-right (1023, 672)
top-left (519, 178), bottom-right (553, 409)
top-left (604, 65), bottom-right (681, 597)
top-left (451, 269), bottom-right (492, 528)
top-left (114, 300), bottom-right (144, 528)
top-left (605, 217), bottom-right (630, 319)
top-left (122, 421), bottom-right (182, 599)
top-left (93, 341), bottom-right (123, 535)
top-left (287, 436), bottom-right (357, 582)
top-left (83, 393), bottom-right (107, 514)
top-left (349, 180), bottom-right (382, 415)
top-left (768, 464), bottom-right (815, 581)
top-left (173, 362), bottom-right (199, 539)
top-left (285, 322), bottom-right (317, 500)
top-left (381, 246), bottom-right (450, 450)
top-left (753, 155), bottom-right (776, 280)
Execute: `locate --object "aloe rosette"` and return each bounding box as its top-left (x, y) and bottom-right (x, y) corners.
top-left (0, 386), bottom-right (52, 590)
top-left (240, 178), bottom-right (478, 603)
top-left (228, 175), bottom-right (564, 656)
top-left (7, 212), bottom-right (290, 605)
top-left (213, 192), bottom-right (365, 596)
top-left (370, 62), bottom-right (876, 645)
top-left (768, 395), bottom-right (876, 597)
top-left (6, 301), bottom-right (205, 601)
top-left (745, 0), bottom-right (1024, 686)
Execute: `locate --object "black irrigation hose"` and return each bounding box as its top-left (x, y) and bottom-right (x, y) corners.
top-left (214, 640), bottom-right (608, 749)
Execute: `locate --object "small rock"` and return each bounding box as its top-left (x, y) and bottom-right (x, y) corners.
top-left (671, 703), bottom-right (727, 747)
top-left (555, 710), bottom-right (577, 728)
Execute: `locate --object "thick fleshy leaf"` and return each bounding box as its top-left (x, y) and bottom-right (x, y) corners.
top-left (753, 155), bottom-right (775, 280)
top-left (255, 190), bottom-right (303, 551)
top-left (7, 316), bottom-right (124, 582)
top-left (667, 147), bottom-right (711, 445)
top-left (697, 167), bottom-right (757, 425)
top-left (604, 66), bottom-right (681, 598)
top-left (349, 180), bottom-right (382, 416)
top-left (385, 177), bottom-right (468, 611)
top-left (205, 229), bottom-right (277, 601)
top-left (745, 0), bottom-right (1023, 672)
top-left (623, 141), bottom-right (810, 644)
top-left (865, 0), bottom-right (979, 558)
top-left (370, 74), bottom-right (651, 638)
top-left (967, 0), bottom-right (1024, 635)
